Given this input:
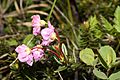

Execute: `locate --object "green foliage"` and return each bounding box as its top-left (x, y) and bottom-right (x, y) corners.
top-left (93, 68), bottom-right (108, 79)
top-left (79, 48), bottom-right (94, 66)
top-left (61, 43), bottom-right (68, 56)
top-left (93, 68), bottom-right (120, 80)
top-left (99, 46), bottom-right (116, 68)
top-left (109, 71), bottom-right (120, 80)
top-left (89, 16), bottom-right (98, 29)
top-left (22, 34), bottom-right (35, 48)
top-left (101, 16), bottom-right (113, 31)
top-left (114, 6), bottom-right (120, 32)
top-left (61, 43), bottom-right (68, 60)
top-left (54, 66), bottom-right (67, 73)
top-left (6, 39), bottom-right (18, 46)
top-left (89, 16), bottom-right (103, 39)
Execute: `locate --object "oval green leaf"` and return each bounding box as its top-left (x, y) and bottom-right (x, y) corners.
top-left (79, 48), bottom-right (94, 66)
top-left (109, 71), bottom-right (120, 80)
top-left (99, 46), bottom-right (116, 68)
top-left (61, 43), bottom-right (68, 56)
top-left (93, 68), bottom-right (108, 79)
top-left (54, 66), bottom-right (67, 73)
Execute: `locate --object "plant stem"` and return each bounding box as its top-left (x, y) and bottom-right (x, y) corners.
top-left (58, 72), bottom-right (63, 80)
top-left (47, 0), bottom-right (57, 21)
top-left (27, 36), bottom-right (34, 46)
top-left (49, 50), bottom-right (62, 60)
top-left (115, 39), bottom-right (120, 52)
top-left (67, 0), bottom-right (73, 24)
top-left (9, 57), bottom-right (18, 67)
top-left (47, 0), bottom-right (73, 26)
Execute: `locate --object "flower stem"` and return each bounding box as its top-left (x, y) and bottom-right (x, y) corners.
top-left (49, 50), bottom-right (62, 60)
top-left (47, 0), bottom-right (57, 21)
top-left (9, 57), bottom-right (18, 67)
top-left (55, 30), bottom-right (60, 43)
top-left (58, 72), bottom-right (63, 80)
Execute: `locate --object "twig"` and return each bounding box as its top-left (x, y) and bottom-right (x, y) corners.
top-left (0, 53), bottom-right (9, 59)
top-left (73, 47), bottom-right (77, 63)
top-left (9, 57), bottom-right (18, 67)
top-left (47, 0), bottom-right (57, 21)
top-left (3, 0), bottom-right (14, 14)
top-left (20, 0), bottom-right (25, 19)
top-left (58, 72), bottom-right (63, 80)
top-left (0, 33), bottom-right (20, 39)
top-left (73, 47), bottom-right (78, 80)
top-left (48, 49), bottom-right (61, 60)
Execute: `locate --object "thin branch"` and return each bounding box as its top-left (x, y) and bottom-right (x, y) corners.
top-left (9, 57), bottom-right (18, 67)
top-left (47, 0), bottom-right (57, 21)
top-left (0, 33), bottom-right (20, 39)
top-left (58, 72), bottom-right (63, 80)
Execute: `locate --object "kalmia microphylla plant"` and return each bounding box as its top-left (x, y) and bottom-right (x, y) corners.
top-left (15, 15), bottom-right (64, 66)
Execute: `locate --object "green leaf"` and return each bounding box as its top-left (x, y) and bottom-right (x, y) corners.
top-left (110, 61), bottom-right (120, 68)
top-left (61, 43), bottom-right (68, 61)
top-left (98, 51), bottom-right (109, 69)
top-left (93, 57), bottom-right (99, 66)
top-left (25, 74), bottom-right (33, 80)
top-left (6, 39), bottom-right (18, 46)
top-left (101, 16), bottom-right (113, 31)
top-left (99, 46), bottom-right (116, 68)
top-left (53, 56), bottom-right (62, 65)
top-left (114, 6), bottom-right (120, 32)
top-left (71, 63), bottom-right (80, 70)
top-left (109, 71), bottom-right (120, 80)
top-left (26, 0), bottom-right (33, 5)
top-left (22, 34), bottom-right (35, 48)
top-left (61, 43), bottom-right (68, 56)
top-left (89, 16), bottom-right (98, 29)
top-left (10, 63), bottom-right (19, 71)
top-left (94, 29), bottom-right (102, 38)
top-left (54, 66), bottom-right (67, 73)
top-left (93, 68), bottom-right (108, 79)
top-left (79, 48), bottom-right (94, 66)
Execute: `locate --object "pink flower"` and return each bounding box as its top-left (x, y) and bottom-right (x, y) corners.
top-left (33, 26), bottom-right (40, 36)
top-left (31, 15), bottom-right (46, 36)
top-left (31, 45), bottom-right (44, 61)
top-left (31, 15), bottom-right (41, 36)
top-left (41, 21), bottom-right (56, 46)
top-left (41, 40), bottom-right (51, 46)
top-left (15, 44), bottom-right (33, 66)
top-left (31, 15), bottom-right (41, 27)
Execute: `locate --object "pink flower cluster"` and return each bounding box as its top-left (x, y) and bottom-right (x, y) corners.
top-left (41, 21), bottom-right (56, 46)
top-left (31, 15), bottom-right (46, 36)
top-left (31, 15), bottom-right (57, 46)
top-left (15, 15), bottom-right (57, 66)
top-left (15, 44), bottom-right (44, 66)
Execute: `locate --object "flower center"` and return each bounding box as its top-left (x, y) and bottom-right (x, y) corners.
top-left (50, 32), bottom-right (57, 41)
top-left (25, 48), bottom-right (31, 54)
top-left (40, 20), bottom-right (46, 26)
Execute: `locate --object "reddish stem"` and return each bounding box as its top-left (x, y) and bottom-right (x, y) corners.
top-left (55, 30), bottom-right (60, 43)
top-left (49, 50), bottom-right (62, 60)
top-left (54, 45), bottom-right (63, 56)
